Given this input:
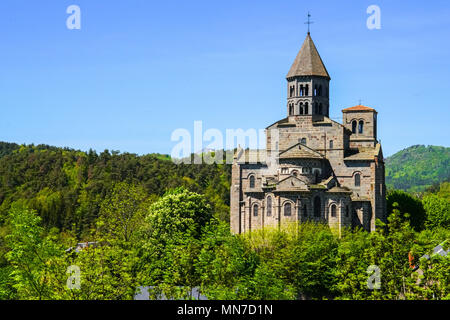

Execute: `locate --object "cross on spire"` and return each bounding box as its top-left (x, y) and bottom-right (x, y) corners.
top-left (305, 12), bottom-right (314, 34)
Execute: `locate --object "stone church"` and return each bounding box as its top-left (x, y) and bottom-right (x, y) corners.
top-left (230, 32), bottom-right (386, 235)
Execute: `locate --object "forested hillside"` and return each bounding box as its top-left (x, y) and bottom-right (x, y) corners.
top-left (0, 141), bottom-right (449, 300)
top-left (0, 142), bottom-right (231, 238)
top-left (385, 145), bottom-right (450, 193)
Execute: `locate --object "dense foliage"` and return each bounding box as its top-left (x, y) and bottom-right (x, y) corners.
top-left (0, 141), bottom-right (449, 300)
top-left (0, 142), bottom-right (231, 237)
top-left (0, 189), bottom-right (448, 300)
top-left (385, 145), bottom-right (450, 192)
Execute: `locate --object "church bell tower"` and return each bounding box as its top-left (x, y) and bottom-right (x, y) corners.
top-left (286, 32), bottom-right (331, 118)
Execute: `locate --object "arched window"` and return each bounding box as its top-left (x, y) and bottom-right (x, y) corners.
top-left (318, 85), bottom-right (322, 96)
top-left (314, 196), bottom-right (321, 217)
top-left (299, 103), bottom-right (304, 115)
top-left (253, 204), bottom-right (258, 217)
top-left (289, 104), bottom-right (294, 116)
top-left (354, 173), bottom-right (361, 187)
top-left (284, 203), bottom-right (292, 216)
top-left (299, 85), bottom-right (304, 96)
top-left (290, 86), bottom-right (295, 97)
top-left (267, 197), bottom-right (272, 216)
top-left (249, 175), bottom-right (255, 188)
top-left (304, 102), bottom-right (309, 114)
top-left (305, 85), bottom-right (309, 96)
top-left (352, 120), bottom-right (357, 134)
top-left (331, 204), bottom-right (337, 217)
top-left (358, 120), bottom-right (364, 134)
top-left (329, 140), bottom-right (334, 149)
top-left (303, 204), bottom-right (308, 217)
top-left (314, 85), bottom-right (317, 96)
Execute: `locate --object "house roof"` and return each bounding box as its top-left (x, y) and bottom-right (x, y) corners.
top-left (342, 105), bottom-right (376, 112)
top-left (286, 33), bottom-right (330, 79)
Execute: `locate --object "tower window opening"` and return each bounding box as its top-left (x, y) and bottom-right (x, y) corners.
top-left (299, 85), bottom-right (304, 96)
top-left (329, 140), bottom-right (334, 149)
top-left (352, 120), bottom-right (357, 134)
top-left (304, 102), bottom-right (309, 114)
top-left (318, 85), bottom-right (322, 96)
top-left (345, 205), bottom-right (349, 217)
top-left (319, 103), bottom-right (323, 114)
top-left (358, 120), bottom-right (364, 134)
top-left (289, 104), bottom-right (294, 116)
top-left (299, 103), bottom-right (304, 115)
top-left (305, 85), bottom-right (309, 96)
top-left (290, 86), bottom-right (295, 97)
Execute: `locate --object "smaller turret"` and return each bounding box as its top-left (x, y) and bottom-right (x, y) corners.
top-left (342, 105), bottom-right (378, 148)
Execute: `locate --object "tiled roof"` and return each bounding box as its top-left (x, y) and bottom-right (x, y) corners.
top-left (344, 149), bottom-right (375, 161)
top-left (279, 143), bottom-right (324, 159)
top-left (286, 33), bottom-right (330, 79)
top-left (344, 144), bottom-right (382, 161)
top-left (327, 186), bottom-right (352, 193)
top-left (342, 105), bottom-right (376, 112)
top-left (236, 149), bottom-right (267, 164)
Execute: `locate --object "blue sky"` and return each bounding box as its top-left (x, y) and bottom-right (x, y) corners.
top-left (0, 0), bottom-right (449, 157)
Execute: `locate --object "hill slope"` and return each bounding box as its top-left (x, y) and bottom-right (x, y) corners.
top-left (0, 142), bottom-right (19, 158)
top-left (0, 142), bottom-right (231, 236)
top-left (385, 145), bottom-right (450, 192)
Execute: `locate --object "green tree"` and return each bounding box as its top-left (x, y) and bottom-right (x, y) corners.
top-left (139, 188), bottom-right (213, 299)
top-left (5, 205), bottom-right (67, 300)
top-left (387, 190), bottom-right (426, 231)
top-left (97, 182), bottom-right (153, 242)
top-left (422, 194), bottom-right (450, 229)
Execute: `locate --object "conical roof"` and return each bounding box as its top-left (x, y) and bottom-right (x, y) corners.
top-left (286, 33), bottom-right (330, 79)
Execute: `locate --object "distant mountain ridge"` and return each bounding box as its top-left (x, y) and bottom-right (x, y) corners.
top-left (385, 145), bottom-right (450, 193)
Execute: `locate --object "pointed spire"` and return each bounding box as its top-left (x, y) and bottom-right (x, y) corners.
top-left (286, 33), bottom-right (330, 79)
